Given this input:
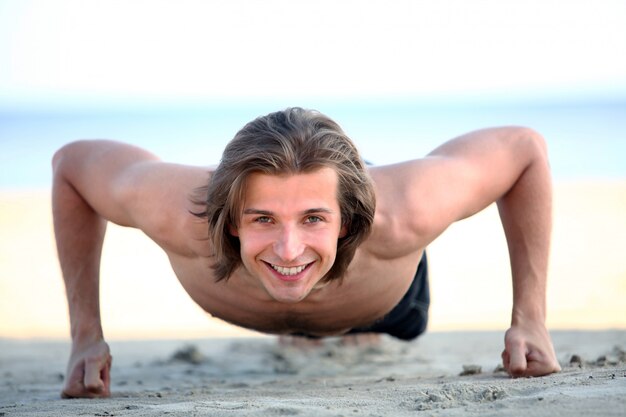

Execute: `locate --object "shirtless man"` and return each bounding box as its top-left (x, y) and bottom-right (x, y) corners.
top-left (52, 107), bottom-right (561, 398)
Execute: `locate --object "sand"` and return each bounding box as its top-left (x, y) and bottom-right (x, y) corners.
top-left (1, 330), bottom-right (625, 416)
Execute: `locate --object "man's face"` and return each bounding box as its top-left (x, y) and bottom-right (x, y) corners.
top-left (231, 167), bottom-right (346, 303)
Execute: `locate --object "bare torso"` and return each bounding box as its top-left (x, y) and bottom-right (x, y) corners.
top-left (168, 248), bottom-right (423, 336)
top-left (155, 165), bottom-right (426, 337)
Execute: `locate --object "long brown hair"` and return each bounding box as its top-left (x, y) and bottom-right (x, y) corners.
top-left (193, 107), bottom-right (376, 283)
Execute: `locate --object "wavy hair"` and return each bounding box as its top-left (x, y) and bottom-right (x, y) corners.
top-left (193, 107), bottom-right (376, 283)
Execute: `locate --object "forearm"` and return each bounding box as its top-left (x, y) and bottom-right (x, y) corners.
top-left (496, 133), bottom-right (552, 325)
top-left (52, 154), bottom-right (107, 343)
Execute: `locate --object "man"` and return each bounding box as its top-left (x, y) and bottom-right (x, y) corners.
top-left (52, 107), bottom-right (561, 399)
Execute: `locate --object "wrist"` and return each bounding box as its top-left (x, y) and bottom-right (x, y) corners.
top-left (70, 320), bottom-right (104, 346)
top-left (511, 303), bottom-right (546, 327)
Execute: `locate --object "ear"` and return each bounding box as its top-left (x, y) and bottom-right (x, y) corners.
top-left (229, 224), bottom-right (239, 237)
top-left (338, 223), bottom-right (348, 238)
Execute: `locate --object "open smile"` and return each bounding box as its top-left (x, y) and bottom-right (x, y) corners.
top-left (263, 261), bottom-right (314, 278)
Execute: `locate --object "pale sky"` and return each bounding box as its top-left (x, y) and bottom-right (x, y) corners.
top-left (1, 0), bottom-right (625, 109)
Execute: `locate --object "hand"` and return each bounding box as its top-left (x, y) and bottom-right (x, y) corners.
top-left (62, 339), bottom-right (112, 398)
top-left (501, 322), bottom-right (561, 377)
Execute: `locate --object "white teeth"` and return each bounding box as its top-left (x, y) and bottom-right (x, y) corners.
top-left (271, 264), bottom-right (307, 276)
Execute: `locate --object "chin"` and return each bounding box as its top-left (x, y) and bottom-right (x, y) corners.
top-left (257, 262), bottom-right (325, 303)
top-left (266, 285), bottom-right (311, 304)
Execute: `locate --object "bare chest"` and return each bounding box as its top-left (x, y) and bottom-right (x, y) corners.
top-left (170, 253), bottom-right (422, 337)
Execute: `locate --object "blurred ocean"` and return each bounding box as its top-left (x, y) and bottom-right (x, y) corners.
top-left (1, 99), bottom-right (624, 189)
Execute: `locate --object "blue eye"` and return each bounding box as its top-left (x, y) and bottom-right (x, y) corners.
top-left (256, 216), bottom-right (272, 223)
top-left (305, 216), bottom-right (323, 223)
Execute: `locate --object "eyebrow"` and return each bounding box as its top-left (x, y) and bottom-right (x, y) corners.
top-left (243, 208), bottom-right (335, 216)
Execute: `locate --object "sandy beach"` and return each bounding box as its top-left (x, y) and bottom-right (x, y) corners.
top-left (1, 330), bottom-right (625, 416)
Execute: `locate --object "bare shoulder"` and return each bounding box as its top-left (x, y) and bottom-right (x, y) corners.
top-left (116, 160), bottom-right (213, 256)
top-left (364, 161), bottom-right (434, 259)
top-left (53, 140), bottom-right (213, 257)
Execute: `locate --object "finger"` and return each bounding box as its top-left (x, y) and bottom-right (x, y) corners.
top-left (101, 355), bottom-right (112, 396)
top-left (84, 356), bottom-right (107, 394)
top-left (501, 350), bottom-right (510, 370)
top-left (525, 351), bottom-right (562, 377)
top-left (61, 359), bottom-right (86, 398)
top-left (507, 344), bottom-right (528, 377)
top-left (61, 385), bottom-right (79, 399)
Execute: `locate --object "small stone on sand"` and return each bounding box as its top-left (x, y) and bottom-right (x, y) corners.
top-left (170, 345), bottom-right (206, 365)
top-left (460, 364), bottom-right (482, 376)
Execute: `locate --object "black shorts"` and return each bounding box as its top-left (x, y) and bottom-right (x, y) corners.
top-left (292, 252), bottom-right (430, 341)
top-left (345, 252), bottom-right (429, 341)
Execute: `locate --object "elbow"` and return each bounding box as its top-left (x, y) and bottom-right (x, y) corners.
top-left (513, 128), bottom-right (553, 193)
top-left (52, 144), bottom-right (70, 178)
top-left (52, 145), bottom-right (66, 173)
top-left (506, 127), bottom-right (549, 169)
top-left (52, 140), bottom-right (89, 176)
top-left (518, 127), bottom-right (549, 160)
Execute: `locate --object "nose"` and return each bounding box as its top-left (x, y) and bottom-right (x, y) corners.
top-left (273, 225), bottom-right (305, 262)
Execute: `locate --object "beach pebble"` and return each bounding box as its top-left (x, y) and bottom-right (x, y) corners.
top-left (569, 354), bottom-right (583, 367)
top-left (460, 365), bottom-right (482, 376)
top-left (170, 344), bottom-right (206, 365)
top-left (613, 345), bottom-right (626, 362)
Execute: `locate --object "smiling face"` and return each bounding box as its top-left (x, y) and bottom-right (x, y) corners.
top-left (230, 167), bottom-right (346, 303)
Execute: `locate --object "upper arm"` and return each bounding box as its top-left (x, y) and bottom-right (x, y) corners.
top-left (52, 140), bottom-right (210, 251)
top-left (52, 140), bottom-right (160, 226)
top-left (370, 127), bottom-right (549, 249)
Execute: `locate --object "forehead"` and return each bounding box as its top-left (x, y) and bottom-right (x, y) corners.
top-left (243, 168), bottom-right (340, 210)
